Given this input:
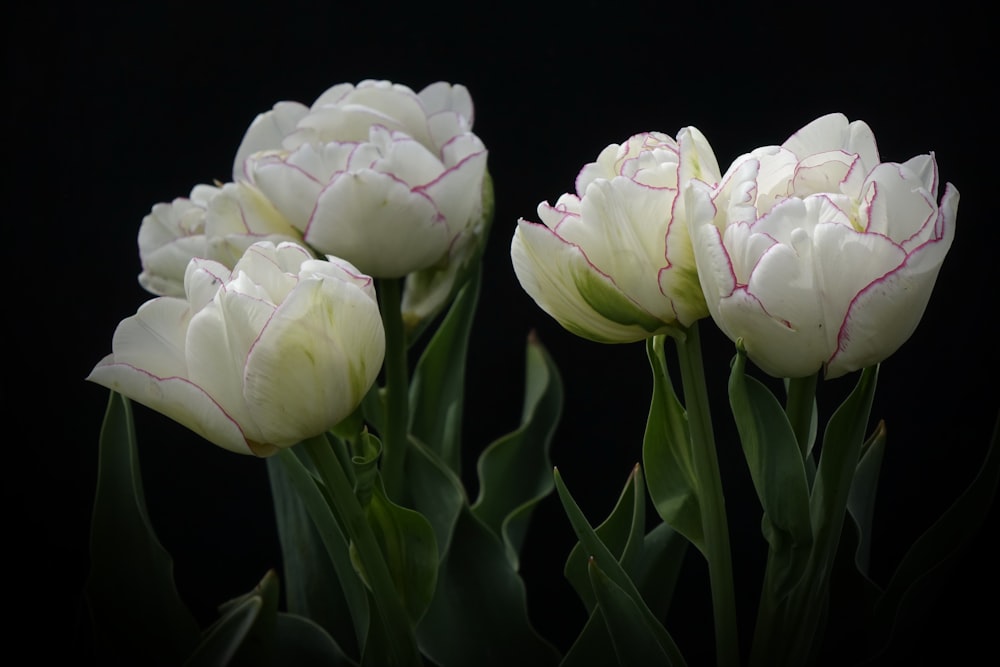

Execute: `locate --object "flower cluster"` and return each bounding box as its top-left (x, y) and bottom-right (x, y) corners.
top-left (85, 80), bottom-right (980, 667)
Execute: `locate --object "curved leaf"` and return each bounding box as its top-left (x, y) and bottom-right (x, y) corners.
top-left (408, 266), bottom-right (481, 474)
top-left (564, 465), bottom-right (645, 611)
top-left (642, 336), bottom-right (703, 551)
top-left (588, 558), bottom-right (674, 667)
top-left (417, 508), bottom-right (561, 667)
top-left (85, 390), bottom-right (201, 665)
top-left (472, 333), bottom-right (563, 569)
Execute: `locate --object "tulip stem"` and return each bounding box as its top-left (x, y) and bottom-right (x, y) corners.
top-left (299, 435), bottom-right (424, 666)
top-left (378, 277), bottom-right (410, 501)
top-left (674, 322), bottom-right (740, 667)
top-left (786, 373), bottom-right (819, 464)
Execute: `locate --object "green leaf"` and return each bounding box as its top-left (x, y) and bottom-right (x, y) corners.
top-left (635, 522), bottom-right (690, 622)
top-left (84, 391), bottom-right (201, 665)
top-left (588, 558), bottom-right (674, 667)
top-left (564, 465), bottom-right (645, 611)
top-left (408, 265), bottom-right (481, 475)
top-left (360, 480), bottom-right (439, 624)
top-left (267, 452), bottom-right (364, 657)
top-left (274, 447), bottom-right (371, 655)
top-left (273, 613), bottom-right (358, 666)
top-left (406, 434), bottom-right (467, 557)
top-left (728, 344), bottom-right (812, 554)
top-left (472, 333), bottom-right (564, 569)
top-left (184, 570), bottom-right (280, 667)
top-left (185, 571), bottom-right (358, 667)
top-left (560, 609), bottom-right (619, 667)
top-left (808, 364), bottom-right (879, 579)
top-left (642, 335), bottom-right (703, 552)
top-left (846, 420), bottom-right (888, 576)
top-left (869, 411), bottom-right (1000, 660)
top-left (554, 469), bottom-right (687, 666)
top-left (417, 508), bottom-right (561, 667)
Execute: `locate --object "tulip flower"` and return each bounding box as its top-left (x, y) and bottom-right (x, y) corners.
top-left (137, 181), bottom-right (304, 296)
top-left (233, 79), bottom-right (489, 278)
top-left (89, 241), bottom-right (385, 456)
top-left (686, 112), bottom-right (958, 378)
top-left (511, 128), bottom-right (721, 343)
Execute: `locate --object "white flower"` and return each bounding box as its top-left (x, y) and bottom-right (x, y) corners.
top-left (137, 181), bottom-right (303, 296)
top-left (511, 128), bottom-right (720, 343)
top-left (234, 80), bottom-right (489, 278)
top-left (687, 113), bottom-right (958, 378)
top-left (89, 241), bottom-right (385, 455)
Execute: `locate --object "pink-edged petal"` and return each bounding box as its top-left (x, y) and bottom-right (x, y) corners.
top-left (418, 148), bottom-right (489, 232)
top-left (232, 101), bottom-right (309, 180)
top-left (859, 162), bottom-right (938, 248)
top-left (306, 170), bottom-right (450, 277)
top-left (88, 357), bottom-right (260, 455)
top-left (511, 220), bottom-right (669, 342)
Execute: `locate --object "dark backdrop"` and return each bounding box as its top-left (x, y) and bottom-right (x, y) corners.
top-left (8, 1), bottom-right (997, 665)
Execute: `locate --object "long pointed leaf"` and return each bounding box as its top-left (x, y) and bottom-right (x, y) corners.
top-left (588, 558), bottom-right (673, 667)
top-left (85, 391), bottom-right (201, 665)
top-left (564, 465), bottom-right (644, 611)
top-left (408, 267), bottom-right (481, 475)
top-left (554, 468), bottom-right (687, 666)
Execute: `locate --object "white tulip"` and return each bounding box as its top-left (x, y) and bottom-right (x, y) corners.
top-left (512, 128), bottom-right (720, 343)
top-left (89, 242), bottom-right (385, 455)
top-left (234, 80), bottom-right (488, 278)
top-left (137, 181), bottom-right (303, 296)
top-left (687, 113), bottom-right (958, 378)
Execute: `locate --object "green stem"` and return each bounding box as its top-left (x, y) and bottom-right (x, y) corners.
top-left (674, 322), bottom-right (740, 667)
top-left (275, 446), bottom-right (369, 653)
top-left (786, 372), bottom-right (819, 481)
top-left (378, 277), bottom-right (410, 500)
top-left (303, 436), bottom-right (423, 667)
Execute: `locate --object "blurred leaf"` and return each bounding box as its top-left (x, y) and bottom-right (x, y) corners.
top-left (409, 265), bottom-right (481, 475)
top-left (554, 469), bottom-right (687, 666)
top-left (267, 451), bottom-right (364, 657)
top-left (642, 336), bottom-right (703, 552)
top-left (184, 595), bottom-right (262, 667)
top-left (273, 613), bottom-right (358, 666)
top-left (588, 558), bottom-right (674, 667)
top-left (417, 508), bottom-right (561, 667)
top-left (185, 571), bottom-right (357, 667)
top-left (84, 391), bottom-right (201, 665)
top-left (560, 609), bottom-right (618, 667)
top-left (866, 411), bottom-right (1000, 662)
top-left (185, 570), bottom-right (280, 667)
top-left (472, 333), bottom-right (563, 569)
top-left (564, 465), bottom-right (645, 611)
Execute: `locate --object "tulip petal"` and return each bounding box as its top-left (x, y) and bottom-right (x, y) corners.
top-left (244, 277), bottom-right (385, 446)
top-left (307, 170), bottom-right (449, 277)
top-left (86, 298), bottom-right (258, 455)
top-left (232, 101), bottom-right (309, 180)
top-left (512, 220), bottom-right (668, 343)
top-left (860, 162), bottom-right (937, 249)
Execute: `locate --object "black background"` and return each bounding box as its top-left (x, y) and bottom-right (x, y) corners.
top-left (8, 1), bottom-right (998, 665)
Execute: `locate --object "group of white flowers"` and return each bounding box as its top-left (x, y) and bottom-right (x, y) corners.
top-left (513, 112), bottom-right (957, 378)
top-left (89, 79), bottom-right (958, 457)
